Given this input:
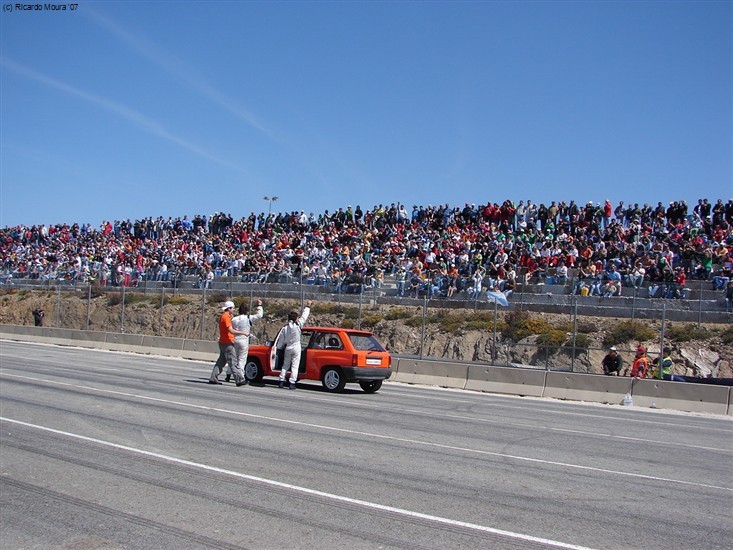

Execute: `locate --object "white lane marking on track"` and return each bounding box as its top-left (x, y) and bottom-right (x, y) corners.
top-left (379, 388), bottom-right (733, 430)
top-left (4, 340), bottom-right (729, 432)
top-left (0, 416), bottom-right (594, 550)
top-left (3, 365), bottom-right (731, 453)
top-left (1, 373), bottom-right (731, 492)
top-left (309, 394), bottom-right (733, 452)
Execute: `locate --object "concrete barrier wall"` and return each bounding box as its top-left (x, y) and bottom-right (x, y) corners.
top-left (104, 332), bottom-right (145, 353)
top-left (543, 372), bottom-right (633, 405)
top-left (69, 329), bottom-right (108, 350)
top-left (0, 324), bottom-right (214, 361)
top-left (70, 329), bottom-right (107, 344)
top-left (142, 336), bottom-right (185, 357)
top-left (631, 378), bottom-right (730, 415)
top-left (37, 327), bottom-right (78, 347)
top-left (394, 358), bottom-right (467, 389)
top-left (465, 365), bottom-right (546, 397)
top-left (181, 339), bottom-right (219, 361)
top-left (0, 325), bottom-right (50, 345)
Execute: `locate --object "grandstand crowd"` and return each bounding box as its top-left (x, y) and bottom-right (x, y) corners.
top-left (2, 198), bottom-right (732, 306)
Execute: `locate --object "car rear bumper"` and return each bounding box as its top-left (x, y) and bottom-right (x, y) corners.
top-left (341, 367), bottom-right (392, 381)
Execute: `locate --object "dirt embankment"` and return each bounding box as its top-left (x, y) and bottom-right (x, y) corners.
top-left (2, 289), bottom-right (731, 378)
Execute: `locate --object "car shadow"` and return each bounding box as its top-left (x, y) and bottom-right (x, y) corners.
top-left (251, 378), bottom-right (367, 394)
top-left (186, 378), bottom-right (369, 395)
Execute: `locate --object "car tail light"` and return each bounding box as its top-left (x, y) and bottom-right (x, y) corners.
top-left (352, 354), bottom-right (358, 367)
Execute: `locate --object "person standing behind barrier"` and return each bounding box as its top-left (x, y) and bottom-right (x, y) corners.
top-left (32, 308), bottom-right (45, 327)
top-left (225, 299), bottom-right (264, 383)
top-left (209, 301), bottom-right (248, 386)
top-left (624, 346), bottom-right (650, 378)
top-left (396, 268), bottom-right (407, 297)
top-left (602, 346), bottom-right (622, 376)
top-left (276, 300), bottom-right (312, 389)
top-left (652, 347), bottom-right (674, 380)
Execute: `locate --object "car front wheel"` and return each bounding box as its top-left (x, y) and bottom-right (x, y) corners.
top-left (322, 367), bottom-right (346, 392)
top-left (358, 380), bottom-right (382, 393)
top-left (244, 358), bottom-right (263, 382)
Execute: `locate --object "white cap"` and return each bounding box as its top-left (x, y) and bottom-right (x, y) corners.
top-left (610, 346), bottom-right (617, 351)
top-left (222, 301), bottom-right (235, 311)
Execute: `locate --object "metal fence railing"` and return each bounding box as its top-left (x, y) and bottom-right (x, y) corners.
top-left (3, 281), bottom-right (730, 377)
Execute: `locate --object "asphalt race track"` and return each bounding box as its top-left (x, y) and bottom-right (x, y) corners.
top-left (1, 340), bottom-right (731, 549)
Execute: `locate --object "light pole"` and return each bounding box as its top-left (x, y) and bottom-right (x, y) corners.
top-left (263, 195), bottom-right (279, 216)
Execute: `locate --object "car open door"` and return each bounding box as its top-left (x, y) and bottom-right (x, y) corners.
top-left (269, 327), bottom-right (285, 372)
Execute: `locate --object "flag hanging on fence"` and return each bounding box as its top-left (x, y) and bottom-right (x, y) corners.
top-left (486, 291), bottom-right (509, 307)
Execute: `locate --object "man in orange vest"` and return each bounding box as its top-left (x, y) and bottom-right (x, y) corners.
top-left (209, 301), bottom-right (249, 386)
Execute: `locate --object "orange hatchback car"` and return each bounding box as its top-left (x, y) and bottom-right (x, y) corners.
top-left (244, 327), bottom-right (392, 393)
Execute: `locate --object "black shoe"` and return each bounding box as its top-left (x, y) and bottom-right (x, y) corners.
top-left (224, 374), bottom-right (231, 382)
top-left (278, 381), bottom-right (284, 389)
top-left (289, 382), bottom-right (296, 390)
top-left (236, 379), bottom-right (248, 387)
top-left (208, 380), bottom-right (222, 385)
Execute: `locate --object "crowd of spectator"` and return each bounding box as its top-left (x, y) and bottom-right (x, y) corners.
top-left (1, 198), bottom-right (732, 306)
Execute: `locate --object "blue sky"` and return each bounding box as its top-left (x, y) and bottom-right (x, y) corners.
top-left (1, 1), bottom-right (731, 228)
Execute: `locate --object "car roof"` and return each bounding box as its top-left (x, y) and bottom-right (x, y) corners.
top-left (303, 326), bottom-right (374, 336)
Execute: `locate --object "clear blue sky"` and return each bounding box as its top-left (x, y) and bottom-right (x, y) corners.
top-left (1, 1), bottom-right (731, 228)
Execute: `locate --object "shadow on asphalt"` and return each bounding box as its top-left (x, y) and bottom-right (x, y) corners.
top-left (186, 378), bottom-right (368, 395)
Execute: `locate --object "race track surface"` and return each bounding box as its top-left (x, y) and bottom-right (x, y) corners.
top-left (1, 340), bottom-right (731, 549)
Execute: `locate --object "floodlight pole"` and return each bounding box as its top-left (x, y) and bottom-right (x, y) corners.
top-left (263, 195), bottom-right (279, 216)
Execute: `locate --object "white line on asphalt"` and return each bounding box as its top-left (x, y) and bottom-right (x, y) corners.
top-left (4, 340), bottom-right (729, 432)
top-left (4, 364), bottom-right (732, 452)
top-left (379, 387), bottom-right (733, 431)
top-left (311, 394), bottom-right (733, 452)
top-left (0, 416), bottom-right (594, 550)
top-left (2, 373), bottom-right (731, 492)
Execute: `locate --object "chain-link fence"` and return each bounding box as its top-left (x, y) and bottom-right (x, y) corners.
top-left (4, 275), bottom-right (727, 377)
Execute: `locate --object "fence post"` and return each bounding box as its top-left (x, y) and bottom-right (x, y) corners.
top-left (55, 286), bottom-right (61, 327)
top-left (631, 286), bottom-right (637, 322)
top-left (419, 296), bottom-right (427, 359)
top-left (659, 301), bottom-right (667, 378)
top-left (86, 283), bottom-right (92, 331)
top-left (571, 296), bottom-right (578, 372)
top-left (357, 288), bottom-right (363, 330)
top-left (120, 285), bottom-right (126, 333)
top-left (300, 273), bottom-right (305, 310)
top-left (519, 275), bottom-right (525, 311)
top-left (698, 282), bottom-right (703, 328)
top-left (200, 286), bottom-right (207, 341)
top-left (158, 287), bottom-right (165, 336)
top-left (492, 299), bottom-right (498, 365)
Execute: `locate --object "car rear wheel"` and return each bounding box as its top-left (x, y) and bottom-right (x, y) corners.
top-left (358, 380), bottom-right (382, 393)
top-left (322, 367), bottom-right (346, 392)
top-left (244, 358), bottom-right (263, 382)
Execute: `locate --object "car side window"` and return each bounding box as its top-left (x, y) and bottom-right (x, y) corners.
top-left (324, 333), bottom-right (343, 350)
top-left (301, 330), bottom-right (313, 348)
top-left (311, 332), bottom-right (327, 349)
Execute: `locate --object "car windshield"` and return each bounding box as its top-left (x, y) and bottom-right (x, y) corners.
top-left (348, 333), bottom-right (385, 352)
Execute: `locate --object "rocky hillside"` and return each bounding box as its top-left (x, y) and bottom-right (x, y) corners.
top-left (2, 288), bottom-right (731, 379)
